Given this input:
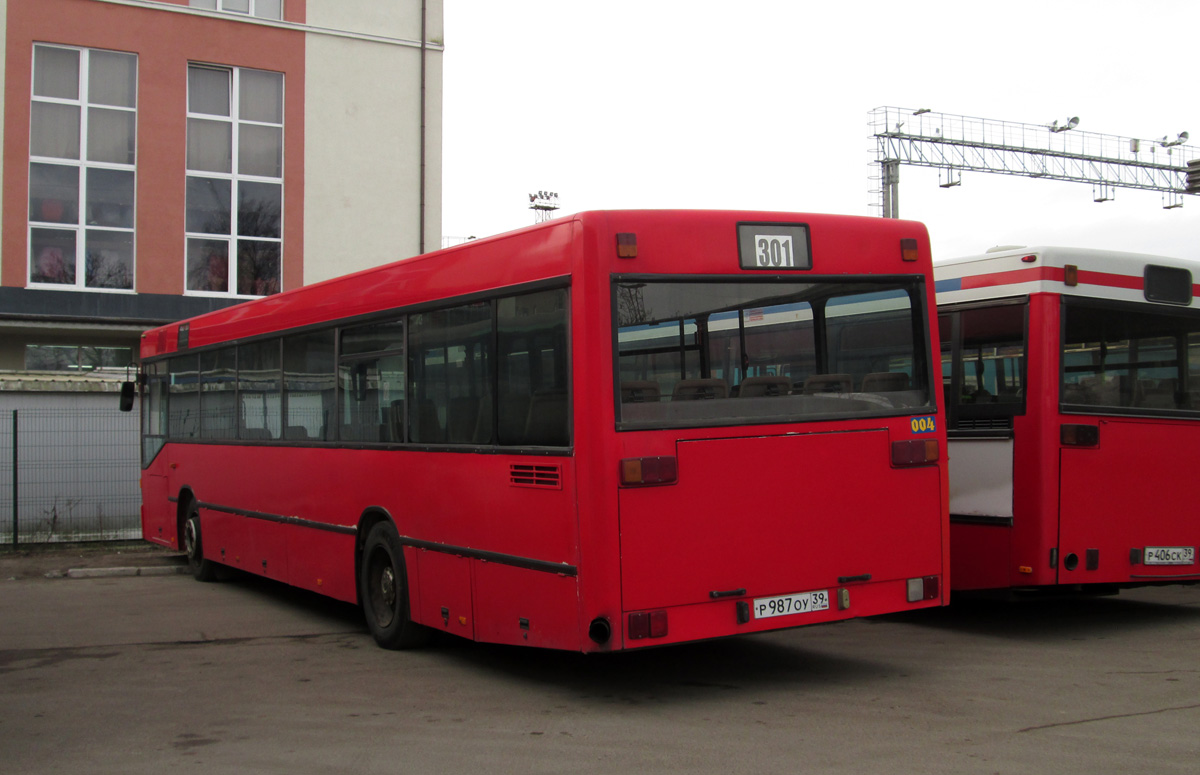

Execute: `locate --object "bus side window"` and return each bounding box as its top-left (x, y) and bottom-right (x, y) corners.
top-left (168, 354), bottom-right (200, 439)
top-left (284, 329), bottom-right (335, 442)
top-left (340, 319), bottom-right (405, 443)
top-left (409, 303), bottom-right (493, 445)
top-left (200, 347), bottom-right (237, 440)
top-left (497, 289), bottom-right (569, 447)
top-left (237, 339), bottom-right (282, 440)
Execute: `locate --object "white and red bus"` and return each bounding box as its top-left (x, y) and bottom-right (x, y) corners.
top-left (936, 246), bottom-right (1200, 594)
top-left (136, 210), bottom-right (948, 651)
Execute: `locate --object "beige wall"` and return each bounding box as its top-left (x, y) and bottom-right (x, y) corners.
top-left (304, 0), bottom-right (442, 43)
top-left (302, 1), bottom-right (442, 283)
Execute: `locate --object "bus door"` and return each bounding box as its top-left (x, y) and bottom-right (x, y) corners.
top-left (1056, 299), bottom-right (1200, 585)
top-left (941, 303), bottom-right (1026, 589)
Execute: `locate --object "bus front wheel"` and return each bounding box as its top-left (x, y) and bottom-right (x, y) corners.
top-left (183, 502), bottom-right (218, 582)
top-left (360, 522), bottom-right (429, 649)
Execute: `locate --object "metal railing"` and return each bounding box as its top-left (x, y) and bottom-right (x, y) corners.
top-left (1, 408), bottom-right (141, 546)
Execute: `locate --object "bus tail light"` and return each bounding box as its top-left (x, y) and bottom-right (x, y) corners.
top-left (907, 576), bottom-right (940, 602)
top-left (620, 456), bottom-right (677, 486)
top-left (900, 238), bottom-right (919, 262)
top-left (891, 439), bottom-right (938, 467)
top-left (1061, 424), bottom-right (1099, 447)
top-left (628, 610), bottom-right (668, 639)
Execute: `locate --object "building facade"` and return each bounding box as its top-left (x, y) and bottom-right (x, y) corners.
top-left (0, 0), bottom-right (443, 376)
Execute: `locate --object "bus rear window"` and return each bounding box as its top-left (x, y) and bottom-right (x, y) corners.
top-left (1062, 299), bottom-right (1200, 415)
top-left (615, 278), bottom-right (931, 429)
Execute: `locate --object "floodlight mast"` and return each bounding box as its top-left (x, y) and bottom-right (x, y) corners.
top-left (869, 106), bottom-right (1197, 217)
top-left (528, 190), bottom-right (561, 223)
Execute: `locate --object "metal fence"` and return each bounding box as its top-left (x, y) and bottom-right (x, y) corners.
top-left (0, 408), bottom-right (141, 546)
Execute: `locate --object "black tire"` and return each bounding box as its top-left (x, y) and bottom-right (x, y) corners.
top-left (360, 521), bottom-right (429, 649)
top-left (183, 501), bottom-right (219, 583)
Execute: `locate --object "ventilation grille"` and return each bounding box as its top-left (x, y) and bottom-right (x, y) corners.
top-left (510, 464), bottom-right (562, 489)
top-left (956, 416), bottom-right (1013, 430)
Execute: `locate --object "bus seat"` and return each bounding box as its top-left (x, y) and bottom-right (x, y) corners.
top-left (525, 390), bottom-right (569, 446)
top-left (387, 399), bottom-right (405, 442)
top-left (620, 380), bottom-right (661, 403)
top-left (738, 375), bottom-right (791, 397)
top-left (497, 395), bottom-right (532, 445)
top-left (473, 398), bottom-right (494, 443)
top-left (413, 400), bottom-right (444, 443)
top-left (672, 378), bottom-right (728, 401)
top-left (284, 425), bottom-right (309, 441)
top-left (1139, 379), bottom-right (1176, 409)
top-left (447, 397), bottom-right (483, 443)
top-left (861, 372), bottom-right (909, 392)
top-left (802, 373), bottom-right (852, 394)
top-left (239, 427), bottom-right (274, 440)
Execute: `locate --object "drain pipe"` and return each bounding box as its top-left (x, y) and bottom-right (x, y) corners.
top-left (419, 0), bottom-right (427, 254)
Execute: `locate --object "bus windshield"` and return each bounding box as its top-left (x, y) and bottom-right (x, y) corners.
top-left (615, 277), bottom-right (931, 428)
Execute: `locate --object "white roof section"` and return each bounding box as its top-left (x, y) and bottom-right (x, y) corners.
top-left (934, 246), bottom-right (1200, 307)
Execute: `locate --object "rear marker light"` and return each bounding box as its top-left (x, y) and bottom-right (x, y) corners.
top-left (1064, 264), bottom-right (1079, 286)
top-left (620, 456), bottom-right (677, 486)
top-left (1021, 254), bottom-right (1038, 263)
top-left (628, 610), bottom-right (668, 640)
top-left (892, 439), bottom-right (939, 467)
top-left (616, 232), bottom-right (638, 258)
top-left (1061, 424), bottom-right (1099, 447)
top-left (900, 238), bottom-right (919, 262)
top-left (906, 576), bottom-right (940, 603)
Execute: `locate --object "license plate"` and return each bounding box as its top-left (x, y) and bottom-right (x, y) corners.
top-left (753, 589), bottom-right (830, 619)
top-left (1144, 546), bottom-right (1196, 566)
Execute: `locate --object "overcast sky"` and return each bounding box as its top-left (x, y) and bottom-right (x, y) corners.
top-left (441, 1), bottom-right (1200, 261)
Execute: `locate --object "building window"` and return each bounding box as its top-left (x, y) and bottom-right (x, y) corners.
top-left (25, 344), bottom-right (134, 371)
top-left (189, 0), bottom-right (283, 21)
top-left (28, 44), bottom-right (137, 291)
top-left (186, 64), bottom-right (283, 297)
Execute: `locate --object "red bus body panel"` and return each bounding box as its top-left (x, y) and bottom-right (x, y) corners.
top-left (141, 210), bottom-right (949, 651)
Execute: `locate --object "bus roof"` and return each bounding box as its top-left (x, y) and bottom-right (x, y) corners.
top-left (934, 245), bottom-right (1200, 308)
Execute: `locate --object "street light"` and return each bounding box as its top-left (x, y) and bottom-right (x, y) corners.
top-left (1049, 117), bottom-right (1080, 133)
top-left (1159, 132), bottom-right (1189, 148)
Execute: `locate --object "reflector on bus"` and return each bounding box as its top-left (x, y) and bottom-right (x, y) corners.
top-left (619, 456), bottom-right (677, 486)
top-left (1060, 424), bottom-right (1099, 447)
top-left (616, 232), bottom-right (638, 259)
top-left (628, 610), bottom-right (668, 639)
top-left (891, 439), bottom-right (939, 467)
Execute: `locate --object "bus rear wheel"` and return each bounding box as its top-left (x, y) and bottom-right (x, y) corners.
top-left (183, 501), bottom-right (218, 582)
top-left (360, 522), bottom-right (429, 649)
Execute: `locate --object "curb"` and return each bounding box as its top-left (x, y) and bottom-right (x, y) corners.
top-left (64, 565), bottom-right (189, 579)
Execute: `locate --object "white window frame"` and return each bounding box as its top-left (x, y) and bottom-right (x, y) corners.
top-left (184, 63), bottom-right (284, 299)
top-left (28, 44), bottom-right (137, 293)
top-left (189, 0), bottom-right (284, 20)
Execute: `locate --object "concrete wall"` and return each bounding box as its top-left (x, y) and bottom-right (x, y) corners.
top-left (302, 24), bottom-right (442, 282)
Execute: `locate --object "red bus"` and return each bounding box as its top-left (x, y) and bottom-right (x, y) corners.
top-left (136, 210), bottom-right (948, 651)
top-left (937, 246), bottom-right (1200, 594)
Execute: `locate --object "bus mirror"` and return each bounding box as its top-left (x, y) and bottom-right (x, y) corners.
top-left (119, 381), bottom-right (136, 412)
